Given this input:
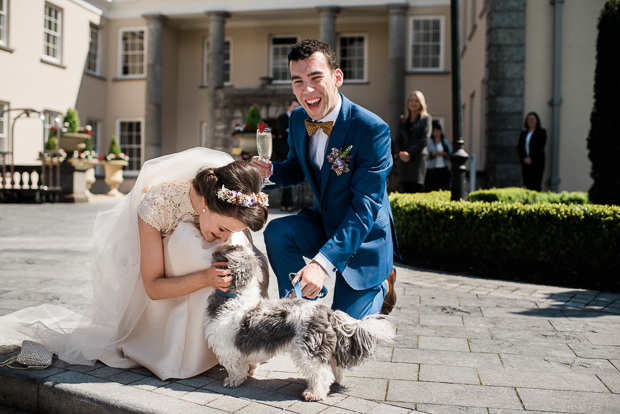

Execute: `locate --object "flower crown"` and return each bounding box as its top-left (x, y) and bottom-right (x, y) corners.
top-left (217, 185), bottom-right (269, 208)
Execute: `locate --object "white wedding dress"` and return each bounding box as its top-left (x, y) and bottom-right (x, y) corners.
top-left (0, 148), bottom-right (265, 380)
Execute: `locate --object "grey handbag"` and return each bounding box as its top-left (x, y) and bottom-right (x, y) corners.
top-left (0, 340), bottom-right (53, 369)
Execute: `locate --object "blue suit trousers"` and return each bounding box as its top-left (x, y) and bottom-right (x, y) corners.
top-left (264, 209), bottom-right (387, 319)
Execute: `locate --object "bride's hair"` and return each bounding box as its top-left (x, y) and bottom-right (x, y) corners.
top-left (193, 160), bottom-right (268, 231)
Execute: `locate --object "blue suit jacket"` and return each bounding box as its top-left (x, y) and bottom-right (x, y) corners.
top-left (271, 94), bottom-right (400, 290)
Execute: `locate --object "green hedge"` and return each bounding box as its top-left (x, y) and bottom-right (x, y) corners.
top-left (468, 187), bottom-right (589, 205)
top-left (390, 191), bottom-right (620, 290)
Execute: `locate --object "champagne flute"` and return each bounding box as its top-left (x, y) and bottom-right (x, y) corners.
top-left (257, 126), bottom-right (275, 186)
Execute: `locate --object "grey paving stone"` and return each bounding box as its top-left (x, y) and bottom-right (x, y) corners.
top-left (597, 372), bottom-right (620, 393)
top-left (317, 407), bottom-right (358, 414)
top-left (419, 296), bottom-right (460, 307)
top-left (500, 354), bottom-right (620, 375)
top-left (176, 375), bottom-right (218, 388)
top-left (489, 329), bottom-right (586, 344)
top-left (242, 376), bottom-right (290, 391)
top-left (335, 396), bottom-right (380, 412)
top-left (337, 377), bottom-right (388, 401)
top-left (458, 297), bottom-right (536, 308)
top-left (518, 388), bottom-right (620, 413)
top-left (393, 348), bottom-right (503, 368)
top-left (418, 336), bottom-right (470, 352)
top-left (568, 343), bottom-right (620, 359)
top-left (417, 403), bottom-right (488, 413)
top-left (366, 403), bottom-right (414, 413)
top-left (478, 368), bottom-right (608, 392)
top-left (387, 381), bottom-right (522, 409)
top-left (130, 376), bottom-right (170, 391)
top-left (348, 360), bottom-right (418, 381)
top-left (469, 339), bottom-right (574, 357)
top-left (87, 365), bottom-right (127, 379)
top-left (610, 359), bottom-right (620, 372)
top-left (488, 409), bottom-right (565, 414)
top-left (584, 333), bottom-right (620, 346)
top-left (106, 370), bottom-right (147, 385)
top-left (549, 319), bottom-right (620, 334)
top-left (236, 402), bottom-right (293, 413)
top-left (562, 311), bottom-right (620, 323)
top-left (463, 316), bottom-right (553, 330)
top-left (207, 395), bottom-right (251, 412)
top-left (374, 346), bottom-right (394, 362)
top-left (252, 390), bottom-right (300, 409)
top-left (420, 314), bottom-right (464, 327)
top-left (178, 388), bottom-right (224, 405)
top-left (286, 400), bottom-right (331, 414)
top-left (480, 307), bottom-right (566, 319)
top-left (151, 381), bottom-right (195, 398)
top-left (396, 325), bottom-right (490, 340)
top-left (418, 365), bottom-right (480, 385)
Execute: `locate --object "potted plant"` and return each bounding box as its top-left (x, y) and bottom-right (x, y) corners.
top-left (232, 104), bottom-right (264, 155)
top-left (100, 136), bottom-right (129, 197)
top-left (69, 137), bottom-right (99, 195)
top-left (38, 126), bottom-right (67, 165)
top-left (61, 108), bottom-right (91, 153)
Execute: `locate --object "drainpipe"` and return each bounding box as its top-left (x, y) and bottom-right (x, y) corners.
top-left (548, 0), bottom-right (563, 192)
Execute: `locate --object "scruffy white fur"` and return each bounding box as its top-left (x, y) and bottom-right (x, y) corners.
top-left (204, 245), bottom-right (395, 401)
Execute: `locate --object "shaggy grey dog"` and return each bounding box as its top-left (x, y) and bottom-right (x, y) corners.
top-left (204, 245), bottom-right (395, 401)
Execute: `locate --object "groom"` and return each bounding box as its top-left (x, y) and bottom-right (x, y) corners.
top-left (252, 39), bottom-right (399, 319)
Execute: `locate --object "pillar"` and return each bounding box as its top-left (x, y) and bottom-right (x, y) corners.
top-left (386, 4), bottom-right (408, 155)
top-left (317, 6), bottom-right (340, 50)
top-left (205, 11), bottom-right (229, 151)
top-left (143, 14), bottom-right (165, 161)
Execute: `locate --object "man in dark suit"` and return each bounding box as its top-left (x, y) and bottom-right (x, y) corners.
top-left (252, 39), bottom-right (399, 319)
top-left (275, 98), bottom-right (300, 211)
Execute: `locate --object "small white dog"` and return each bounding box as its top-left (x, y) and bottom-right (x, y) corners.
top-left (204, 245), bottom-right (395, 401)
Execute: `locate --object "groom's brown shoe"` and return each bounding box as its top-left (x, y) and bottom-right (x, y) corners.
top-left (380, 268), bottom-right (397, 315)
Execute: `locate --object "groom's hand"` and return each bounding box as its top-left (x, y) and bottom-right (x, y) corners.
top-left (251, 156), bottom-right (273, 180)
top-left (291, 261), bottom-right (326, 300)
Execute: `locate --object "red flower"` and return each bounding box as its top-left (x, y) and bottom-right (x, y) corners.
top-left (98, 153), bottom-right (104, 161)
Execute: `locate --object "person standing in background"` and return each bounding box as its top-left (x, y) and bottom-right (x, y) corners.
top-left (425, 120), bottom-right (452, 192)
top-left (516, 112), bottom-right (547, 192)
top-left (396, 90), bottom-right (432, 193)
top-left (276, 98), bottom-right (300, 211)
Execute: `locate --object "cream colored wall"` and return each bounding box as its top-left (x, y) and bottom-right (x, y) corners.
top-left (0, 0), bottom-right (102, 164)
top-left (459, 0), bottom-right (486, 173)
top-left (161, 23), bottom-right (179, 156)
top-left (102, 17), bottom-right (146, 156)
top-left (524, 0), bottom-right (605, 192)
top-left (404, 5), bottom-right (452, 141)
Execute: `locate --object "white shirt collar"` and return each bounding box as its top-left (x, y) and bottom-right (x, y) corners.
top-left (318, 94), bottom-right (341, 124)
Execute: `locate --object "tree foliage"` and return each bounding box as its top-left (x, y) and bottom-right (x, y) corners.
top-left (587, 0), bottom-right (620, 205)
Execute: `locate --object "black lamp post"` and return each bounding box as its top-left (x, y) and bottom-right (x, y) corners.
top-left (449, 0), bottom-right (469, 201)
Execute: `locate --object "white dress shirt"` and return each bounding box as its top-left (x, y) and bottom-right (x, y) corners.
top-left (525, 130), bottom-right (534, 158)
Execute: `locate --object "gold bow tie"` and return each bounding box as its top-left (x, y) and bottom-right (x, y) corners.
top-left (305, 119), bottom-right (334, 137)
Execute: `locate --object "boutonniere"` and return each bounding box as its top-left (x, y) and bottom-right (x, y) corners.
top-left (326, 145), bottom-right (353, 176)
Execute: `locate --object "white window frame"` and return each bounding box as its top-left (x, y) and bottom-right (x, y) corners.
top-left (0, 102), bottom-right (8, 152)
top-left (270, 35), bottom-right (297, 84)
top-left (116, 118), bottom-right (143, 176)
top-left (408, 16), bottom-right (445, 72)
top-left (117, 27), bottom-right (147, 79)
top-left (0, 0), bottom-right (8, 48)
top-left (43, 2), bottom-right (62, 64)
top-left (337, 33), bottom-right (368, 83)
top-left (203, 37), bottom-right (232, 86)
top-left (86, 24), bottom-right (101, 75)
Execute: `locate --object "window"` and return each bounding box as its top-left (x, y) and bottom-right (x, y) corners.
top-left (118, 28), bottom-right (146, 78)
top-left (338, 35), bottom-right (366, 82)
top-left (118, 120), bottom-right (142, 173)
top-left (43, 3), bottom-right (62, 64)
top-left (270, 36), bottom-right (297, 83)
top-left (0, 0), bottom-right (7, 47)
top-left (85, 118), bottom-right (100, 153)
top-left (44, 111), bottom-right (61, 145)
top-left (203, 38), bottom-right (231, 85)
top-left (0, 102), bottom-right (8, 152)
top-left (409, 17), bottom-right (444, 71)
top-left (87, 24), bottom-right (100, 74)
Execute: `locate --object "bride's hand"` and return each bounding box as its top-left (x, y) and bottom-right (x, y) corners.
top-left (206, 262), bottom-right (233, 291)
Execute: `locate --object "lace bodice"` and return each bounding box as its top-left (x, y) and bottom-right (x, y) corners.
top-left (138, 180), bottom-right (199, 236)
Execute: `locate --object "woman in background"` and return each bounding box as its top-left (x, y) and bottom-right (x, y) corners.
top-left (425, 120), bottom-right (452, 192)
top-left (516, 112), bottom-right (547, 191)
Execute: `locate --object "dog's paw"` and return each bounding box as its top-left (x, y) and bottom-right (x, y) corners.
top-left (302, 389), bottom-right (326, 402)
top-left (248, 364), bottom-right (257, 377)
top-left (223, 376), bottom-right (245, 388)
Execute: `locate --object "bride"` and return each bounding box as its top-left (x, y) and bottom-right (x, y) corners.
top-left (0, 148), bottom-right (270, 380)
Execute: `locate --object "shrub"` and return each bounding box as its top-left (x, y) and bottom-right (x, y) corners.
top-left (63, 108), bottom-right (81, 134)
top-left (587, 0), bottom-right (620, 205)
top-left (390, 192), bottom-right (620, 290)
top-left (108, 136), bottom-right (121, 155)
top-left (45, 136), bottom-right (58, 151)
top-left (244, 105), bottom-right (263, 132)
top-left (469, 187), bottom-right (589, 205)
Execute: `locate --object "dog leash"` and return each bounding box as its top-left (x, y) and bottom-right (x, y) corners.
top-left (284, 273), bottom-right (327, 301)
top-left (216, 289), bottom-right (237, 298)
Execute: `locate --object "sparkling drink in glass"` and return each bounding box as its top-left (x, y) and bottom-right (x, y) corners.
top-left (257, 126), bottom-right (275, 186)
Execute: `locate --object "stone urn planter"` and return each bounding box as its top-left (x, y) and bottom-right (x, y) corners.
top-left (102, 160), bottom-right (128, 197)
top-left (234, 132), bottom-right (258, 156)
top-left (61, 133), bottom-right (91, 153)
top-left (68, 158), bottom-right (99, 196)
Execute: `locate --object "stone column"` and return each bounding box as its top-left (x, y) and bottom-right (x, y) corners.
top-left (206, 11), bottom-right (229, 151)
top-left (143, 14), bottom-right (165, 161)
top-left (386, 4), bottom-right (408, 154)
top-left (485, 0), bottom-right (527, 188)
top-left (317, 6), bottom-right (340, 49)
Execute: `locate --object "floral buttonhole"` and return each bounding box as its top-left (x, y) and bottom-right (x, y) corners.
top-left (326, 145), bottom-right (353, 176)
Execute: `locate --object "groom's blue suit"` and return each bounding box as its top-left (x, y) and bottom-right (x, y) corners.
top-left (264, 93), bottom-right (400, 318)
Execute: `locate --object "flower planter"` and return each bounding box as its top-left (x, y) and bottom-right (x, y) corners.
top-left (61, 133), bottom-right (91, 153)
top-left (234, 132), bottom-right (258, 156)
top-left (102, 160), bottom-right (128, 197)
top-left (68, 158), bottom-right (99, 195)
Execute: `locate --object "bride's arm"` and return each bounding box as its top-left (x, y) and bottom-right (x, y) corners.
top-left (138, 217), bottom-right (232, 300)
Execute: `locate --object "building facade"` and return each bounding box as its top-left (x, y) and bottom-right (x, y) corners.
top-left (0, 0), bottom-right (604, 193)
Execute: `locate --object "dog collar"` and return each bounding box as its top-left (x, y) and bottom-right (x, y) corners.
top-left (216, 289), bottom-right (237, 299)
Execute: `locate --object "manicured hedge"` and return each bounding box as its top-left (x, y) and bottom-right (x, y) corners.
top-left (390, 191), bottom-right (620, 291)
top-left (468, 187), bottom-right (589, 205)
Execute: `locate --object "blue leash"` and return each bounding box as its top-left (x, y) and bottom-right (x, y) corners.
top-left (284, 273), bottom-right (327, 301)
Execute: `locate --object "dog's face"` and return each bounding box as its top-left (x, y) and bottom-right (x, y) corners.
top-left (212, 245), bottom-right (260, 294)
